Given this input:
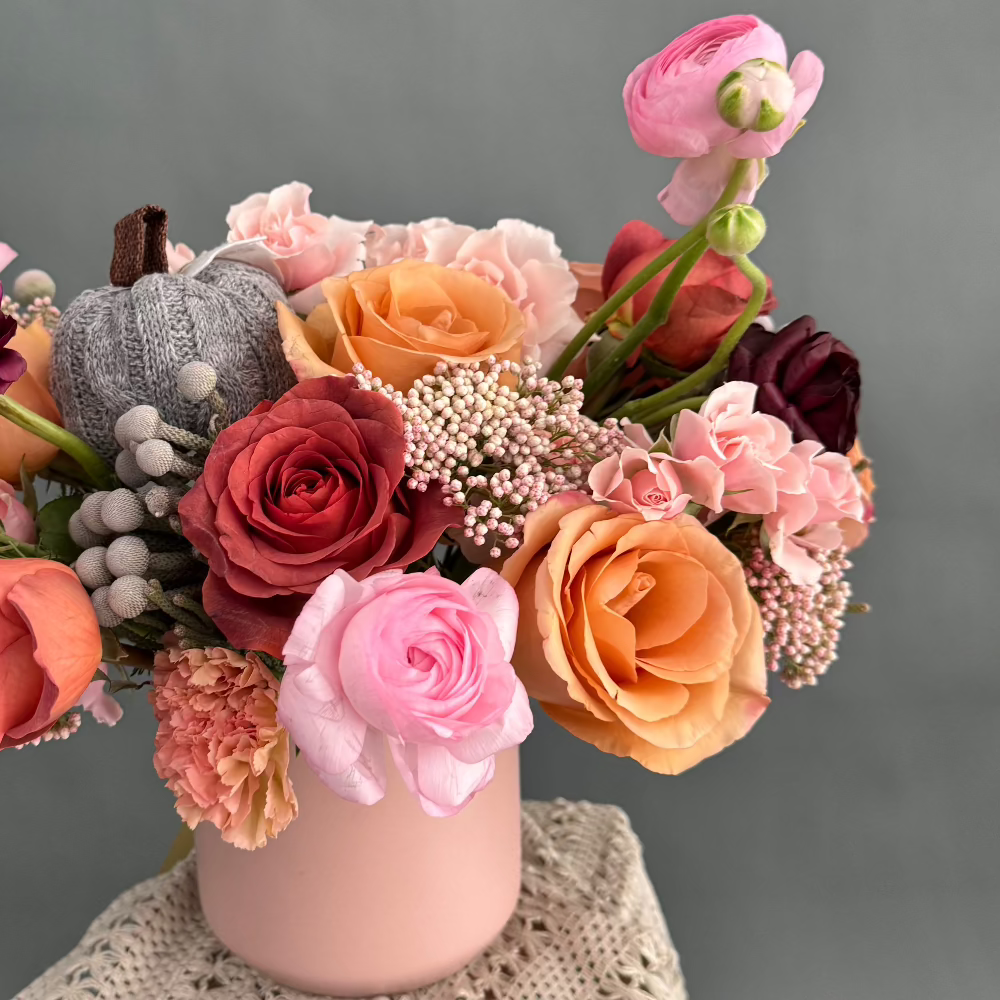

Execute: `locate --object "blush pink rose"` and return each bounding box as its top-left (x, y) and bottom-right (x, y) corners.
top-left (623, 15), bottom-right (788, 159)
top-left (278, 567), bottom-right (533, 817)
top-left (764, 446), bottom-right (864, 584)
top-left (588, 447), bottom-right (691, 520)
top-left (226, 182), bottom-right (371, 311)
top-left (368, 218), bottom-right (582, 373)
top-left (669, 381), bottom-right (812, 516)
top-left (365, 218), bottom-right (455, 266)
top-left (0, 479), bottom-right (36, 543)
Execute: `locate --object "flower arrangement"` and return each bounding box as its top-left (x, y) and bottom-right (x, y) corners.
top-left (0, 14), bottom-right (873, 851)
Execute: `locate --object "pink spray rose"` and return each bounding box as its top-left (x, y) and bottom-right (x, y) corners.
top-left (165, 240), bottom-right (195, 273)
top-left (0, 479), bottom-right (36, 543)
top-left (226, 182), bottom-right (371, 312)
top-left (278, 567), bottom-right (534, 817)
top-left (367, 218), bottom-right (582, 372)
top-left (588, 447), bottom-right (692, 520)
top-left (764, 446), bottom-right (865, 585)
top-left (669, 381), bottom-right (812, 516)
top-left (624, 15), bottom-right (822, 225)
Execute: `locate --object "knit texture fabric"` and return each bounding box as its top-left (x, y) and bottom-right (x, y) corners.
top-left (51, 261), bottom-right (296, 460)
top-left (17, 800), bottom-right (687, 1000)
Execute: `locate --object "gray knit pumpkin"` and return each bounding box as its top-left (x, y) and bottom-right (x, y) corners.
top-left (51, 206), bottom-right (296, 460)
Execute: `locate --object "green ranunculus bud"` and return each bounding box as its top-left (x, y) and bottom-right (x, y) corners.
top-left (716, 59), bottom-right (794, 132)
top-left (705, 205), bottom-right (767, 257)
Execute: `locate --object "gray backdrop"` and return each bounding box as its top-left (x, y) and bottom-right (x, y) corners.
top-left (1, 1), bottom-right (997, 998)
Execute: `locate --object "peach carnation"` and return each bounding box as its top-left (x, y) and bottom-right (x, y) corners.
top-left (151, 646), bottom-right (298, 850)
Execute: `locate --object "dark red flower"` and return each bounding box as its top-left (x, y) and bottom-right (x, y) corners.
top-left (728, 316), bottom-right (861, 454)
top-left (0, 284), bottom-right (26, 396)
top-left (179, 376), bottom-right (457, 656)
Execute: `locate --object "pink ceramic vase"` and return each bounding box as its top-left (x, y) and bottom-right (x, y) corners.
top-left (196, 743), bottom-right (522, 996)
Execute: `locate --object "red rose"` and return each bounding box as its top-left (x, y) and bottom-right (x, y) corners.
top-left (179, 376), bottom-right (455, 657)
top-left (602, 220), bottom-right (778, 369)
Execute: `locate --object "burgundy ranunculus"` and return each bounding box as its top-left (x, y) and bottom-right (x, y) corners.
top-left (0, 283), bottom-right (27, 396)
top-left (728, 316), bottom-right (860, 454)
top-left (179, 376), bottom-right (457, 657)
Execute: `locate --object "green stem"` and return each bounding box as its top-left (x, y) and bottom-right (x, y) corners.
top-left (0, 530), bottom-right (47, 559)
top-left (581, 239), bottom-right (708, 404)
top-left (614, 254), bottom-right (768, 426)
top-left (640, 351), bottom-right (692, 380)
top-left (643, 395), bottom-right (708, 432)
top-left (0, 396), bottom-right (115, 490)
top-left (547, 158), bottom-right (752, 381)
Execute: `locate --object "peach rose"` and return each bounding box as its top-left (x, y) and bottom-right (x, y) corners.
top-left (0, 559), bottom-right (103, 749)
top-left (501, 493), bottom-right (768, 774)
top-left (0, 318), bottom-right (61, 486)
top-left (276, 259), bottom-right (524, 390)
top-left (841, 438), bottom-right (875, 550)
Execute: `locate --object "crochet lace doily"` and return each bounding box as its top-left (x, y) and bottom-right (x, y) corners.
top-left (18, 800), bottom-right (687, 1000)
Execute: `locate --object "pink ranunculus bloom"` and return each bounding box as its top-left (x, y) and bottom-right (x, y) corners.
top-left (278, 567), bottom-right (534, 818)
top-left (226, 182), bottom-right (371, 311)
top-left (763, 444), bottom-right (865, 585)
top-left (669, 381), bottom-right (811, 516)
top-left (165, 240), bottom-right (195, 273)
top-left (625, 15), bottom-right (823, 226)
top-left (0, 479), bottom-right (36, 543)
top-left (623, 15), bottom-right (788, 160)
top-left (589, 447), bottom-right (692, 520)
top-left (368, 217), bottom-right (582, 373)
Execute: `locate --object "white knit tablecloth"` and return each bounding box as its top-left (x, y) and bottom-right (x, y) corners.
top-left (18, 800), bottom-right (687, 1000)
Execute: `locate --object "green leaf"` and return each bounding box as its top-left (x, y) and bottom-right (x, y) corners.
top-left (647, 429), bottom-right (673, 456)
top-left (19, 459), bottom-right (38, 517)
top-left (100, 628), bottom-right (129, 663)
top-left (37, 494), bottom-right (85, 562)
top-left (725, 512), bottom-right (762, 535)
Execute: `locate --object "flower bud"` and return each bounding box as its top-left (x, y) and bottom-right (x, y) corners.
top-left (11, 269), bottom-right (56, 305)
top-left (706, 205), bottom-right (767, 257)
top-left (717, 59), bottom-right (794, 132)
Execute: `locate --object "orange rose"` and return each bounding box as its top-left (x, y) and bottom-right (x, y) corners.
top-left (276, 259), bottom-right (525, 389)
top-left (501, 493), bottom-right (768, 774)
top-left (841, 438), bottom-right (875, 550)
top-left (0, 319), bottom-right (61, 485)
top-left (0, 559), bottom-right (103, 749)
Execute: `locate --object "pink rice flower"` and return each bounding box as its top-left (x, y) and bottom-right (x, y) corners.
top-left (278, 567), bottom-right (533, 818)
top-left (151, 646), bottom-right (298, 850)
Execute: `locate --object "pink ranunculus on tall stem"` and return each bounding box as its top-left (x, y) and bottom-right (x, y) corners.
top-left (624, 15), bottom-right (823, 225)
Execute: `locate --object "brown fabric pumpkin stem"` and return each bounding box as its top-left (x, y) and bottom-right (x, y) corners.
top-left (110, 205), bottom-right (169, 286)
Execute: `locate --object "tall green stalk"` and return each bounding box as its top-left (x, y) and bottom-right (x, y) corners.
top-left (547, 158), bottom-right (752, 381)
top-left (614, 254), bottom-right (768, 426)
top-left (581, 239), bottom-right (708, 406)
top-left (0, 395), bottom-right (115, 490)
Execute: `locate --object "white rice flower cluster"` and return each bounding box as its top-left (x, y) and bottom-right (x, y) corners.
top-left (352, 357), bottom-right (629, 558)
